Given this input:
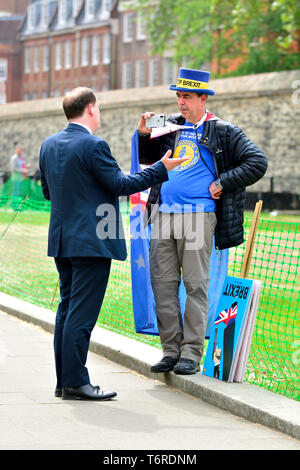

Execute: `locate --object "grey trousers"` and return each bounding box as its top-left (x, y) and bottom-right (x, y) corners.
top-left (150, 211), bottom-right (217, 362)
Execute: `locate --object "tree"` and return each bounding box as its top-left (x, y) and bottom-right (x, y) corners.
top-left (134, 0), bottom-right (300, 76)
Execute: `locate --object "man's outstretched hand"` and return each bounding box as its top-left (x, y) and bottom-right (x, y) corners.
top-left (161, 149), bottom-right (189, 171)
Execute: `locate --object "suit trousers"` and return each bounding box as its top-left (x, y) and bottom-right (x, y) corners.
top-left (54, 256), bottom-right (111, 387)
top-left (150, 212), bottom-right (217, 362)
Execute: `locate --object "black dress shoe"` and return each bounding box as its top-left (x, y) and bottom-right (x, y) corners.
top-left (173, 358), bottom-right (200, 375)
top-left (55, 387), bottom-right (62, 397)
top-left (62, 383), bottom-right (117, 401)
top-left (150, 356), bottom-right (178, 373)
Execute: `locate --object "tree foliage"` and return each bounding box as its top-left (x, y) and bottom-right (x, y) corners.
top-left (134, 0), bottom-right (300, 76)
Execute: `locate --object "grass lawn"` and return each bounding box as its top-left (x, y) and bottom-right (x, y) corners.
top-left (0, 205), bottom-right (299, 401)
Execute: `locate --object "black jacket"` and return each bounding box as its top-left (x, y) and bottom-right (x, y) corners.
top-left (138, 113), bottom-right (268, 250)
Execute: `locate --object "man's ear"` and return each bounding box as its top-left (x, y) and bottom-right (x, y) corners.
top-left (87, 103), bottom-right (94, 116)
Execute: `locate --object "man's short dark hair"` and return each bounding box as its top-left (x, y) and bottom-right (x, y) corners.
top-left (63, 87), bottom-right (96, 120)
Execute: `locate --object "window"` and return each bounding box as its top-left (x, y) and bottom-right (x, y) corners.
top-left (58, 0), bottom-right (67, 26)
top-left (123, 13), bottom-right (134, 43)
top-left (0, 58), bottom-right (8, 81)
top-left (43, 45), bottom-right (49, 72)
top-left (64, 40), bottom-right (72, 69)
top-left (41, 1), bottom-right (50, 29)
top-left (27, 4), bottom-right (35, 31)
top-left (55, 43), bottom-right (62, 70)
top-left (74, 38), bottom-right (79, 68)
top-left (122, 62), bottom-right (132, 89)
top-left (86, 0), bottom-right (95, 19)
top-left (136, 12), bottom-right (146, 40)
top-left (102, 34), bottom-right (110, 65)
top-left (149, 58), bottom-right (159, 86)
top-left (81, 36), bottom-right (89, 67)
top-left (34, 46), bottom-right (39, 73)
top-left (103, 0), bottom-right (111, 12)
top-left (73, 0), bottom-right (82, 18)
top-left (92, 36), bottom-right (99, 66)
top-left (24, 47), bottom-right (30, 74)
top-left (163, 58), bottom-right (177, 85)
top-left (135, 60), bottom-right (145, 88)
top-left (0, 89), bottom-right (6, 104)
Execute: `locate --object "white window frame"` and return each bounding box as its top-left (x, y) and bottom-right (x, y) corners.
top-left (103, 0), bottom-right (111, 13)
top-left (34, 46), bottom-right (39, 73)
top-left (73, 0), bottom-right (82, 18)
top-left (123, 13), bottom-right (134, 43)
top-left (24, 47), bottom-right (30, 74)
top-left (136, 12), bottom-right (146, 40)
top-left (92, 35), bottom-right (99, 66)
top-left (64, 40), bottom-right (72, 69)
top-left (135, 60), bottom-right (145, 88)
top-left (81, 36), bottom-right (89, 67)
top-left (27, 4), bottom-right (35, 31)
top-left (122, 62), bottom-right (132, 89)
top-left (163, 58), bottom-right (177, 85)
top-left (149, 58), bottom-right (159, 86)
top-left (74, 38), bottom-right (80, 68)
top-left (41, 1), bottom-right (49, 29)
top-left (0, 59), bottom-right (8, 82)
top-left (86, 0), bottom-right (95, 20)
top-left (58, 0), bottom-right (67, 26)
top-left (102, 33), bottom-right (110, 65)
top-left (42, 45), bottom-right (49, 72)
top-left (55, 42), bottom-right (62, 70)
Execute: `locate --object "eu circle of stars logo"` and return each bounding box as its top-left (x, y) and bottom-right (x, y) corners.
top-left (172, 140), bottom-right (199, 171)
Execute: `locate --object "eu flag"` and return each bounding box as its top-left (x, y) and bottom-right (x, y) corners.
top-left (129, 130), bottom-right (228, 338)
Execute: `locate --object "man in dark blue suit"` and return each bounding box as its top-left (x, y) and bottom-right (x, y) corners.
top-left (39, 87), bottom-right (186, 401)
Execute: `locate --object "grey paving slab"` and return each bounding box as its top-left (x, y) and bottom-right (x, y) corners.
top-left (0, 309), bottom-right (300, 451)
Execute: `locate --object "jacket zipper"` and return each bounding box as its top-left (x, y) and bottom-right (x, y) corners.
top-left (200, 137), bottom-right (243, 226)
top-left (198, 136), bottom-right (219, 178)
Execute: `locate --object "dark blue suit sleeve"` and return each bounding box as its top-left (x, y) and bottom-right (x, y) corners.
top-left (39, 145), bottom-right (50, 200)
top-left (90, 140), bottom-right (168, 196)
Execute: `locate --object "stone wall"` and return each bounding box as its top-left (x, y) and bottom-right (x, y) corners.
top-left (0, 69), bottom-right (299, 194)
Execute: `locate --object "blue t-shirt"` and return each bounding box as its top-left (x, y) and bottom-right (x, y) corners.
top-left (159, 121), bottom-right (217, 213)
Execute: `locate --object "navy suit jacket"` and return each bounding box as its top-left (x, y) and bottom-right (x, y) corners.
top-left (39, 123), bottom-right (168, 260)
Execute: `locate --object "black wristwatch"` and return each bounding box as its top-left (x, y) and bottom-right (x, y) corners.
top-left (215, 178), bottom-right (223, 190)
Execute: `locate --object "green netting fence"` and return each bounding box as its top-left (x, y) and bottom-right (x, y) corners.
top-left (0, 177), bottom-right (299, 402)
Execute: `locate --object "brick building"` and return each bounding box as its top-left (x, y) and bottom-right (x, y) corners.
top-left (0, 1), bottom-right (31, 103)
top-left (19, 0), bottom-right (113, 99)
top-left (13, 0), bottom-right (178, 102)
top-left (110, 1), bottom-right (177, 90)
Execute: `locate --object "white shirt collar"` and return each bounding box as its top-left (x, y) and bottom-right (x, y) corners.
top-left (193, 112), bottom-right (207, 129)
top-left (70, 122), bottom-right (93, 134)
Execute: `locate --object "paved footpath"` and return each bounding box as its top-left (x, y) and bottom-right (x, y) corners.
top-left (0, 309), bottom-right (300, 451)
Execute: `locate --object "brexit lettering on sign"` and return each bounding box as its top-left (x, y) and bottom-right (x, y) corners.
top-left (177, 78), bottom-right (209, 89)
top-left (222, 282), bottom-right (249, 299)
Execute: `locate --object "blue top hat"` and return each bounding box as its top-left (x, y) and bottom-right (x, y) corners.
top-left (169, 68), bottom-right (215, 95)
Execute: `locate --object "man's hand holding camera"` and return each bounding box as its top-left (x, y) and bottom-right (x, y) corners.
top-left (138, 113), bottom-right (189, 171)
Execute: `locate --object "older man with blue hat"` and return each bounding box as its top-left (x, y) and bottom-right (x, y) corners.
top-left (137, 68), bottom-right (268, 375)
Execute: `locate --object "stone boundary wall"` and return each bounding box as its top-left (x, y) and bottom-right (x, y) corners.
top-left (0, 69), bottom-right (299, 193)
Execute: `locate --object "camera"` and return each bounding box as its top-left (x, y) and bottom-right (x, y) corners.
top-left (146, 114), bottom-right (165, 128)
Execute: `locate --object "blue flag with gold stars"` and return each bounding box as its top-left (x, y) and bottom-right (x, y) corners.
top-left (129, 130), bottom-right (228, 338)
